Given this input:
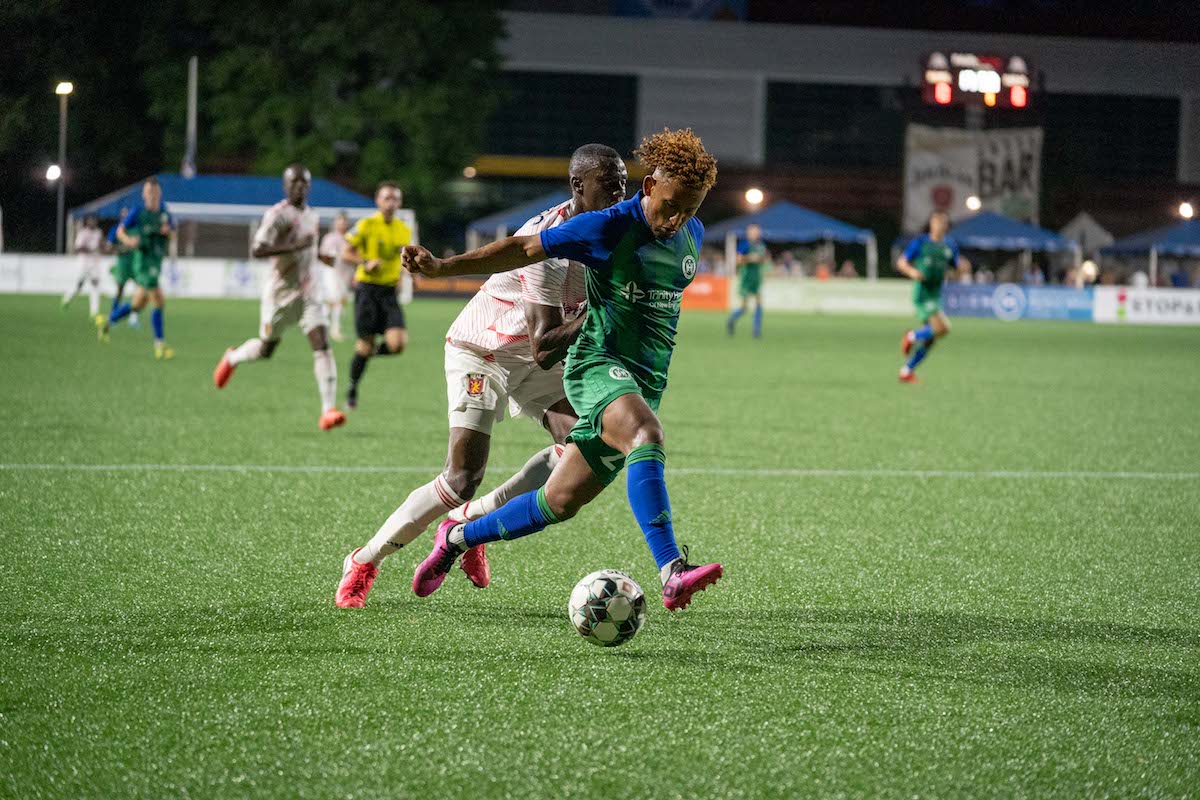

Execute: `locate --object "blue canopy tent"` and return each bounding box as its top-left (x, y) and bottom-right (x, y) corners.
top-left (465, 191), bottom-right (570, 250)
top-left (946, 211), bottom-right (1081, 256)
top-left (705, 201), bottom-right (879, 279)
top-left (69, 173), bottom-right (382, 257)
top-left (1101, 220), bottom-right (1200, 285)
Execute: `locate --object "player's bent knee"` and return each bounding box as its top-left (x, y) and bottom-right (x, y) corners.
top-left (443, 466), bottom-right (484, 501)
top-left (631, 421), bottom-right (665, 450)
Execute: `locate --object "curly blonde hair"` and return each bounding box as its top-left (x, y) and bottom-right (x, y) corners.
top-left (634, 128), bottom-right (718, 192)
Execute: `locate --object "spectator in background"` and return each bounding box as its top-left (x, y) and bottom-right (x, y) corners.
top-left (1023, 263), bottom-right (1045, 285)
top-left (61, 215), bottom-right (104, 317)
top-left (814, 261), bottom-right (832, 281)
top-left (778, 251), bottom-right (797, 276)
top-left (836, 259), bottom-right (858, 279)
top-left (1168, 264), bottom-right (1189, 288)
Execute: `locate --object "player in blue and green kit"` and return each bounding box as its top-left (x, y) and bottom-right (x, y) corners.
top-left (97, 177), bottom-right (175, 359)
top-left (726, 223), bottom-right (769, 338)
top-left (404, 129), bottom-right (723, 612)
top-left (896, 210), bottom-right (970, 383)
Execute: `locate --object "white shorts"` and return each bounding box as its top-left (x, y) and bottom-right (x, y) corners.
top-left (444, 342), bottom-right (568, 435)
top-left (260, 281), bottom-right (327, 340)
top-left (322, 263), bottom-right (354, 303)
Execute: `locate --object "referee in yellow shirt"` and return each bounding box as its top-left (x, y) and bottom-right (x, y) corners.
top-left (342, 181), bottom-right (411, 409)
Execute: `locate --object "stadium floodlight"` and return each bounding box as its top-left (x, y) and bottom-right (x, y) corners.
top-left (1180, 202), bottom-right (1195, 219)
top-left (45, 164), bottom-right (62, 181)
top-left (966, 195), bottom-right (982, 211)
top-left (462, 166), bottom-right (477, 179)
top-left (55, 81), bottom-right (73, 96)
top-left (744, 188), bottom-right (764, 206)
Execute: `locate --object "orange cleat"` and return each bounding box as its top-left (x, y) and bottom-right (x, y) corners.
top-left (460, 544), bottom-right (490, 588)
top-left (319, 408), bottom-right (347, 431)
top-left (213, 350), bottom-right (236, 388)
top-left (898, 368), bottom-right (918, 384)
top-left (901, 331), bottom-right (915, 356)
top-left (335, 548), bottom-right (379, 608)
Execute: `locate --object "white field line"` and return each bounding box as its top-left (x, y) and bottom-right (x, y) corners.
top-left (1, 463), bottom-right (1197, 480)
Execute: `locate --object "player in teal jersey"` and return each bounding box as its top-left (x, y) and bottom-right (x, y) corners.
top-left (726, 223), bottom-right (769, 338)
top-left (98, 177), bottom-right (176, 359)
top-left (896, 210), bottom-right (971, 382)
top-left (402, 129), bottom-right (724, 612)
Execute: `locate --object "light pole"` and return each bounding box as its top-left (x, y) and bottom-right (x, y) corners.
top-left (54, 81), bottom-right (73, 253)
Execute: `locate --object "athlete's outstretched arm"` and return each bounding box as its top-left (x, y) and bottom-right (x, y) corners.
top-left (403, 236), bottom-right (544, 279)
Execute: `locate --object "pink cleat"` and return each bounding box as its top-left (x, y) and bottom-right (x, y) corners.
top-left (412, 519), bottom-right (463, 597)
top-left (661, 547), bottom-right (724, 611)
top-left (898, 368), bottom-right (918, 384)
top-left (335, 548), bottom-right (379, 608)
top-left (460, 544), bottom-right (490, 588)
top-left (213, 349), bottom-right (236, 388)
top-left (901, 331), bottom-right (915, 356)
top-left (319, 408), bottom-right (347, 431)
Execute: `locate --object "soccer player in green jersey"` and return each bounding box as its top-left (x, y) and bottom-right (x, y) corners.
top-left (896, 210), bottom-right (971, 382)
top-left (404, 129), bottom-right (724, 612)
top-left (98, 177), bottom-right (176, 359)
top-left (726, 223), bottom-right (769, 338)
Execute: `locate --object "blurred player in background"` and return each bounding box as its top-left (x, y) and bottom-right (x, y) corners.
top-left (726, 222), bottom-right (769, 338)
top-left (342, 183), bottom-right (410, 410)
top-left (212, 164), bottom-right (346, 431)
top-left (336, 144), bottom-right (628, 609)
top-left (103, 208), bottom-right (139, 330)
top-left (97, 178), bottom-right (174, 358)
top-left (404, 129), bottom-right (724, 613)
top-left (61, 216), bottom-right (103, 316)
top-left (317, 211), bottom-right (353, 342)
top-left (896, 210), bottom-right (971, 383)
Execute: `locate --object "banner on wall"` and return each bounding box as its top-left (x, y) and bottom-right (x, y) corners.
top-left (943, 283), bottom-right (1093, 321)
top-left (1093, 286), bottom-right (1200, 325)
top-left (903, 125), bottom-right (1042, 233)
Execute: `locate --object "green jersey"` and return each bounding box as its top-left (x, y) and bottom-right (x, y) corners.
top-left (737, 240), bottom-right (767, 296)
top-left (120, 204), bottom-right (173, 269)
top-left (904, 234), bottom-right (959, 296)
top-left (541, 192), bottom-right (701, 398)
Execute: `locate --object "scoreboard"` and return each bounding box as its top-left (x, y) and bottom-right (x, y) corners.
top-left (921, 52), bottom-right (1032, 109)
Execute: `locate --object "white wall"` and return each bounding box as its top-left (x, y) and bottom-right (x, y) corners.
top-left (0, 254), bottom-right (267, 299)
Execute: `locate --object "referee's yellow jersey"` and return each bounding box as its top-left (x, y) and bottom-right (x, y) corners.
top-left (345, 213), bottom-right (412, 286)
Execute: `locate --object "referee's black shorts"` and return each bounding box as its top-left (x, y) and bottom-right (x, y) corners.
top-left (354, 282), bottom-right (406, 337)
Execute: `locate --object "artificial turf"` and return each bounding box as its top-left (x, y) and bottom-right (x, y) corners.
top-left (1, 294), bottom-right (1197, 799)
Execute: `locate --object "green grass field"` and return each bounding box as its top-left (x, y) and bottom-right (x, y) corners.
top-left (2, 294), bottom-right (1198, 799)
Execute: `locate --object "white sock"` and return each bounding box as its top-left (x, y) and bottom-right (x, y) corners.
top-left (312, 348), bottom-right (337, 412)
top-left (448, 444), bottom-right (564, 523)
top-left (129, 311), bottom-right (139, 325)
top-left (356, 474), bottom-right (466, 566)
top-left (330, 303), bottom-right (342, 335)
top-left (87, 281), bottom-right (101, 317)
top-left (228, 337), bottom-right (265, 366)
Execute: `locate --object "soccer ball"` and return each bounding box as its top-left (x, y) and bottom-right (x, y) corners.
top-left (568, 569), bottom-right (646, 647)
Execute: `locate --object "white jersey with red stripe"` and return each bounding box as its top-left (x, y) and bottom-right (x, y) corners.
top-left (446, 199), bottom-right (586, 360)
top-left (253, 200), bottom-right (321, 295)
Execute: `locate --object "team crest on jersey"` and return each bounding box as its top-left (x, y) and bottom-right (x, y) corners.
top-left (466, 374), bottom-right (486, 397)
top-left (608, 366), bottom-right (632, 381)
top-left (682, 255), bottom-right (697, 279)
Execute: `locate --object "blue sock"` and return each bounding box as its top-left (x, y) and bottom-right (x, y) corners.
top-left (913, 324), bottom-right (934, 342)
top-left (109, 302), bottom-right (132, 324)
top-left (462, 487), bottom-right (559, 548)
top-left (151, 308), bottom-right (164, 340)
top-left (626, 444), bottom-right (680, 569)
top-left (906, 339), bottom-right (935, 371)
top-left (752, 305), bottom-right (763, 337)
top-left (727, 308), bottom-right (744, 328)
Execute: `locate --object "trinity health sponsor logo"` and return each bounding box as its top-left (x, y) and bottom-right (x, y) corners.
top-left (619, 281), bottom-right (683, 310)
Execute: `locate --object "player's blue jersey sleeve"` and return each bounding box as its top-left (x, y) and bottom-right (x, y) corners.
top-left (947, 238), bottom-right (960, 266)
top-left (539, 205), bottom-right (626, 268)
top-left (736, 238), bottom-right (748, 255)
top-left (903, 236), bottom-right (925, 263)
top-left (120, 206), bottom-right (142, 230)
top-left (688, 217), bottom-right (705, 251)
top-left (107, 226), bottom-right (119, 244)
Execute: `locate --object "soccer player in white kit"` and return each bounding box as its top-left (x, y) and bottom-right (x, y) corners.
top-left (61, 216), bottom-right (104, 316)
top-left (317, 212), bottom-right (353, 342)
top-left (336, 144), bottom-right (628, 608)
top-left (212, 163), bottom-right (346, 431)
